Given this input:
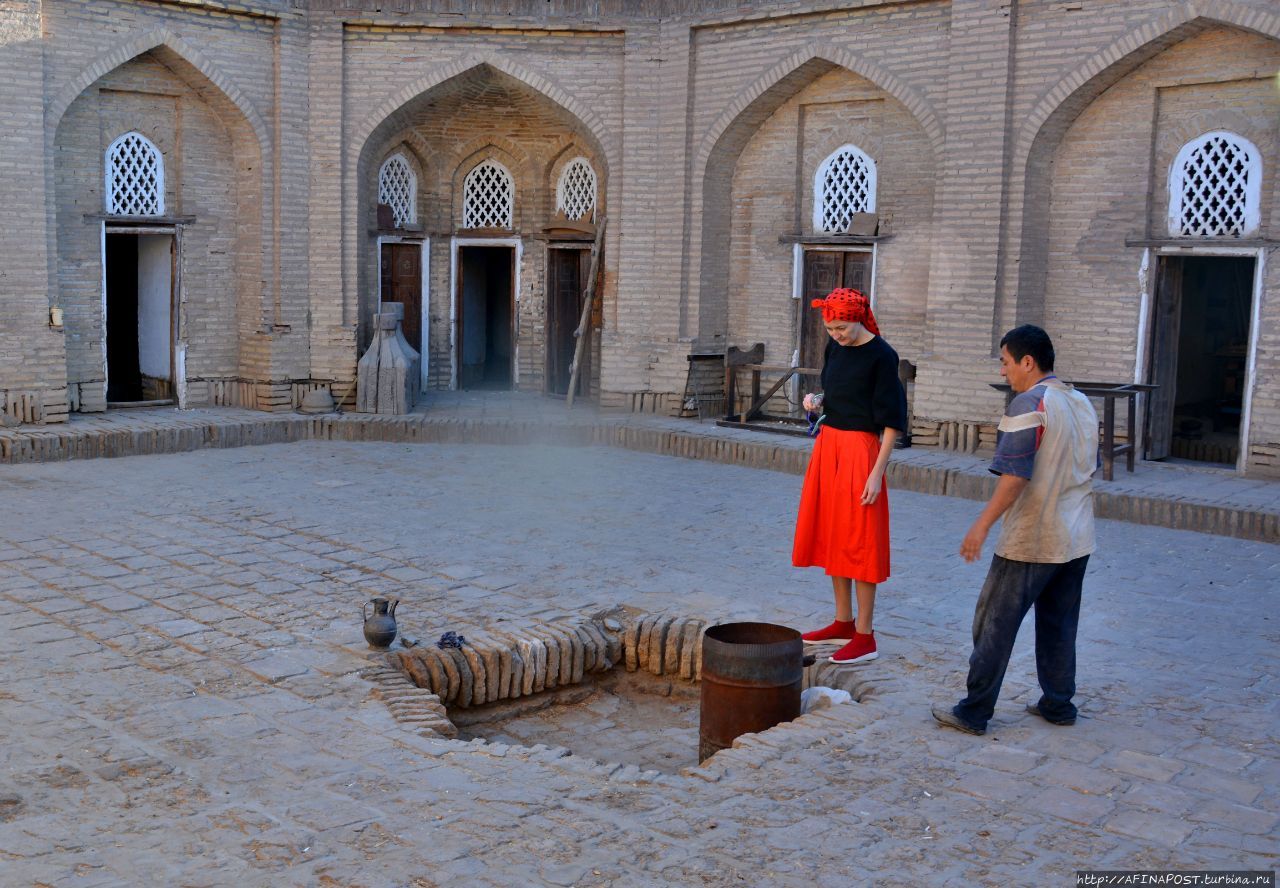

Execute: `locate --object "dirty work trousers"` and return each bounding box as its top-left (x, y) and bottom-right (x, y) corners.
top-left (953, 554), bottom-right (1090, 730)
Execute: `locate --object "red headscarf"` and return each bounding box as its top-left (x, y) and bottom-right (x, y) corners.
top-left (811, 287), bottom-right (879, 336)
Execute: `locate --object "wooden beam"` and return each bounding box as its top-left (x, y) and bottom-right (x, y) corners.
top-left (566, 216), bottom-right (606, 409)
top-left (778, 234), bottom-right (891, 245)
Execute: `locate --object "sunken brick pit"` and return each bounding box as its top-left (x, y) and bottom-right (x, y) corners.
top-left (368, 612), bottom-right (872, 774)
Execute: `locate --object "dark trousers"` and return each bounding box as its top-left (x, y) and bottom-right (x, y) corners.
top-left (953, 554), bottom-right (1089, 730)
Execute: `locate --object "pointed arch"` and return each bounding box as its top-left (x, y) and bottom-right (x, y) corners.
top-left (448, 135), bottom-right (532, 178)
top-left (350, 55), bottom-right (617, 174)
top-left (46, 27), bottom-right (270, 153)
top-left (694, 42), bottom-right (942, 177)
top-left (50, 29), bottom-right (270, 411)
top-left (349, 60), bottom-right (614, 336)
top-left (1016, 1), bottom-right (1280, 158)
top-left (688, 43), bottom-right (938, 343)
top-left (1010, 1), bottom-right (1280, 316)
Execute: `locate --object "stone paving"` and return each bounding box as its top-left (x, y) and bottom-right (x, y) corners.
top-left (0, 438), bottom-right (1276, 886)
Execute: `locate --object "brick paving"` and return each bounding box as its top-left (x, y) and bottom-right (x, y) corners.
top-left (0, 436), bottom-right (1277, 886)
top-left (3, 393), bottom-right (1277, 543)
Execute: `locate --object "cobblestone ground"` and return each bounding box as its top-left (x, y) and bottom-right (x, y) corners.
top-left (0, 441), bottom-right (1276, 887)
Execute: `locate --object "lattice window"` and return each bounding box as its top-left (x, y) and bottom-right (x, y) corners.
top-left (813, 145), bottom-right (876, 233)
top-left (555, 157), bottom-right (597, 221)
top-left (105, 132), bottom-right (164, 216)
top-left (463, 159), bottom-right (514, 229)
top-left (379, 153), bottom-right (417, 228)
top-left (1168, 132), bottom-right (1261, 237)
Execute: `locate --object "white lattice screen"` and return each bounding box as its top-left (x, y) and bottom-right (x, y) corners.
top-left (463, 160), bottom-right (514, 229)
top-left (1168, 132), bottom-right (1261, 237)
top-left (379, 154), bottom-right (417, 228)
top-left (813, 145), bottom-right (876, 233)
top-left (105, 132), bottom-right (164, 216)
top-left (556, 157), bottom-right (597, 221)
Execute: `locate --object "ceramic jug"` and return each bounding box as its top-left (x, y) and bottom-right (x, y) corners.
top-left (362, 596), bottom-right (399, 649)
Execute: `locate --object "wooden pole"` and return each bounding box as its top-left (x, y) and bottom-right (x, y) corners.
top-left (566, 215), bottom-right (606, 409)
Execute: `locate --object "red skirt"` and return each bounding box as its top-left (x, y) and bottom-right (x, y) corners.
top-left (791, 426), bottom-right (891, 583)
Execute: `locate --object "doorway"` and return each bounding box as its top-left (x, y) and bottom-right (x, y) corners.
top-left (104, 232), bottom-right (174, 404)
top-left (799, 249), bottom-right (872, 370)
top-left (380, 241), bottom-right (424, 358)
top-left (546, 247), bottom-right (592, 397)
top-left (1147, 255), bottom-right (1255, 466)
top-left (456, 245), bottom-right (515, 389)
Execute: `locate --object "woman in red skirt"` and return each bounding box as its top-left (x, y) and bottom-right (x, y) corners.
top-left (793, 287), bottom-right (907, 664)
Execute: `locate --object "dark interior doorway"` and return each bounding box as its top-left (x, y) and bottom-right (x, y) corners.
top-left (1147, 255), bottom-right (1254, 466)
top-left (546, 247), bottom-right (592, 397)
top-left (380, 242), bottom-right (423, 357)
top-left (457, 245), bottom-right (514, 389)
top-left (799, 249), bottom-right (872, 371)
top-left (104, 232), bottom-right (174, 405)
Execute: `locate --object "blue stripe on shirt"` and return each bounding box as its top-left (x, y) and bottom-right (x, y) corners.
top-left (990, 384), bottom-right (1048, 480)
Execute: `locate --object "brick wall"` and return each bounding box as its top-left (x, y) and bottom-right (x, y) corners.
top-left (0, 0), bottom-right (66, 422)
top-left (336, 20), bottom-right (625, 393)
top-left (3, 0), bottom-right (1280, 473)
top-left (1045, 27), bottom-right (1278, 378)
top-left (721, 66), bottom-right (935, 369)
top-left (355, 62), bottom-right (611, 393)
top-left (53, 50), bottom-right (263, 409)
top-left (1038, 25), bottom-right (1280, 472)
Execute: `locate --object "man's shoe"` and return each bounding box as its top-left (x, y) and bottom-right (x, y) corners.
top-left (829, 632), bottom-right (877, 664)
top-left (931, 704), bottom-right (985, 735)
top-left (801, 620), bottom-right (856, 644)
top-left (1025, 703), bottom-right (1076, 726)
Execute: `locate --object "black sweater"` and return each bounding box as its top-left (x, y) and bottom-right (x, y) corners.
top-left (820, 335), bottom-right (908, 434)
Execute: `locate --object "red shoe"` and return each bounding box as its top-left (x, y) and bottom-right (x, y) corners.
top-left (801, 620), bottom-right (856, 644)
top-left (830, 632), bottom-right (877, 664)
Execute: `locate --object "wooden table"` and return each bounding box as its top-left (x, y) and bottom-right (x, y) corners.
top-left (990, 381), bottom-right (1157, 481)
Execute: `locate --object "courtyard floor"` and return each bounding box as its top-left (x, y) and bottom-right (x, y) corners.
top-left (0, 438), bottom-right (1276, 886)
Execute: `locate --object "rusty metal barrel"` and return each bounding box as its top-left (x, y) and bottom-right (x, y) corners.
top-left (699, 622), bottom-right (804, 763)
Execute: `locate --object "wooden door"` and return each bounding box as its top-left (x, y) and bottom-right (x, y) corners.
top-left (799, 250), bottom-right (873, 371)
top-left (547, 248), bottom-right (591, 396)
top-left (380, 242), bottom-right (422, 355)
top-left (1146, 255), bottom-right (1183, 460)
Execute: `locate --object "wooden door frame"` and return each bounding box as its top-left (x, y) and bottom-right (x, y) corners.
top-left (1139, 244), bottom-right (1264, 473)
top-left (791, 244), bottom-right (876, 403)
top-left (791, 243), bottom-right (877, 360)
top-left (449, 236), bottom-right (521, 391)
top-left (377, 234), bottom-right (429, 388)
top-left (101, 222), bottom-right (181, 407)
top-left (545, 242), bottom-right (592, 396)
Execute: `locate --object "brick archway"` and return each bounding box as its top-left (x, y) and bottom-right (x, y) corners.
top-left (50, 34), bottom-right (268, 413)
top-left (1010, 3), bottom-right (1280, 319)
top-left (46, 27), bottom-right (270, 154)
top-left (689, 46), bottom-right (939, 345)
top-left (346, 58), bottom-right (613, 335)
